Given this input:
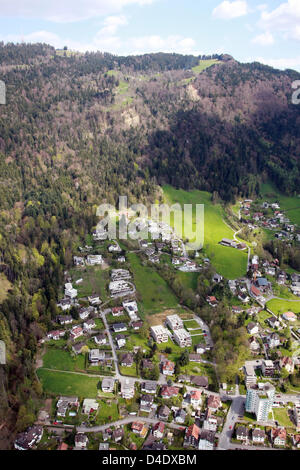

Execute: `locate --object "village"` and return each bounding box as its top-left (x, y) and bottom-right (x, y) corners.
top-left (14, 200), bottom-right (300, 451)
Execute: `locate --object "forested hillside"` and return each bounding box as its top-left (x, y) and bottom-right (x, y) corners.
top-left (0, 43), bottom-right (299, 447)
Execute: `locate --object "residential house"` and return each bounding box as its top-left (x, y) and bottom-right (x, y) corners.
top-left (70, 326), bottom-right (83, 340)
top-left (261, 360), bottom-right (276, 378)
top-left (184, 424), bottom-right (200, 449)
top-left (160, 386), bottom-right (179, 399)
top-left (131, 422), bottom-right (148, 438)
top-left (252, 428), bottom-right (266, 444)
top-left (47, 330), bottom-right (65, 341)
top-left (162, 361), bottom-right (175, 376)
top-left (247, 322), bottom-right (259, 335)
top-left (172, 409), bottom-right (185, 424)
top-left (112, 323), bottom-right (127, 333)
top-left (271, 427), bottom-right (286, 447)
top-left (207, 395), bottom-right (221, 412)
top-left (101, 378), bottom-right (115, 393)
top-left (249, 336), bottom-right (260, 354)
top-left (236, 426), bottom-right (249, 442)
top-left (72, 342), bottom-right (86, 355)
top-left (140, 394), bottom-right (154, 413)
top-left (88, 295), bottom-right (101, 306)
top-left (232, 306), bottom-right (244, 315)
top-left (206, 296), bottom-right (218, 307)
top-left (141, 381), bottom-right (157, 394)
top-left (190, 375), bottom-right (208, 389)
top-left (267, 317), bottom-right (280, 329)
top-left (94, 333), bottom-right (107, 346)
top-left (131, 321), bottom-right (143, 330)
top-left (189, 354), bottom-right (202, 363)
top-left (83, 318), bottom-right (96, 331)
top-left (14, 426), bottom-right (43, 451)
top-left (158, 405), bottom-right (171, 421)
top-left (111, 306), bottom-right (124, 317)
top-left (89, 349), bottom-right (105, 365)
top-left (57, 298), bottom-right (73, 311)
top-left (266, 333), bottom-right (281, 349)
top-left (116, 334), bottom-right (126, 349)
top-left (190, 390), bottom-right (202, 408)
top-left (112, 428), bottom-right (124, 443)
top-left (142, 359), bottom-right (154, 370)
top-left (280, 357), bottom-right (294, 374)
top-left (203, 409), bottom-right (218, 432)
top-left (75, 433), bottom-right (88, 450)
top-left (82, 399), bottom-right (99, 414)
top-left (282, 311), bottom-right (297, 322)
top-left (121, 379), bottom-right (135, 399)
top-left (153, 422), bottom-right (165, 439)
top-left (57, 314), bottom-right (73, 325)
top-left (195, 344), bottom-right (206, 355)
top-left (120, 353), bottom-right (134, 367)
top-left (198, 429), bottom-right (215, 450)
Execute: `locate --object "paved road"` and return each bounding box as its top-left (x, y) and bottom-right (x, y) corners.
top-left (77, 416), bottom-right (187, 434)
top-left (218, 395), bottom-right (245, 450)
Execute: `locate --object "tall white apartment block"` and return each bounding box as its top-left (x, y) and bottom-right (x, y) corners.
top-left (245, 382), bottom-right (275, 422)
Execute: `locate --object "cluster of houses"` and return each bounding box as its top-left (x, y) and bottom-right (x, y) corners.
top-left (219, 238), bottom-right (247, 251)
top-left (109, 269), bottom-right (135, 298)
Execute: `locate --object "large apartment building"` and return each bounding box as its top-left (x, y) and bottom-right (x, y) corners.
top-left (150, 325), bottom-right (169, 344)
top-left (166, 314), bottom-right (184, 331)
top-left (245, 382), bottom-right (275, 422)
top-left (173, 328), bottom-right (192, 348)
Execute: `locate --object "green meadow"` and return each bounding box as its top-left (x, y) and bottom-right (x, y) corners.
top-left (37, 369), bottom-right (100, 397)
top-left (163, 185), bottom-right (248, 279)
top-left (267, 299), bottom-right (300, 316)
top-left (192, 59), bottom-right (220, 74)
top-left (127, 252), bottom-right (179, 315)
top-left (42, 347), bottom-right (85, 372)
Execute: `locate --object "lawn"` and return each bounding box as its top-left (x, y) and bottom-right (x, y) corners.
top-left (37, 369), bottom-right (100, 397)
top-left (69, 266), bottom-right (110, 301)
top-left (176, 271), bottom-right (199, 290)
top-left (95, 399), bottom-right (120, 425)
top-left (42, 347), bottom-right (86, 372)
top-left (183, 319), bottom-right (201, 330)
top-left (192, 59), bottom-right (220, 74)
top-left (267, 299), bottom-right (300, 316)
top-left (119, 364), bottom-right (139, 377)
top-left (273, 408), bottom-right (295, 429)
top-left (128, 252), bottom-right (179, 315)
top-left (163, 185), bottom-right (248, 279)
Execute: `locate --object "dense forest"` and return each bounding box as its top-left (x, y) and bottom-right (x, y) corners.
top-left (0, 43), bottom-right (299, 447)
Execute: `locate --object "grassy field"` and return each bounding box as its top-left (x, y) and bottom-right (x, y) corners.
top-left (163, 185), bottom-right (248, 279)
top-left (260, 182), bottom-right (300, 226)
top-left (192, 59), bottom-right (220, 74)
top-left (37, 369), bottom-right (100, 397)
top-left (95, 399), bottom-right (120, 425)
top-left (273, 408), bottom-right (295, 429)
top-left (69, 266), bottom-right (110, 300)
top-left (42, 347), bottom-right (86, 372)
top-left (267, 299), bottom-right (300, 316)
top-left (128, 252), bottom-right (179, 315)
